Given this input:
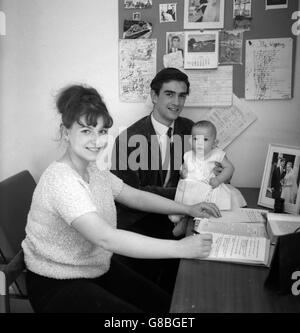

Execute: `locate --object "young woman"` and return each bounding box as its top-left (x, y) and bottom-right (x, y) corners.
top-left (22, 84), bottom-right (220, 313)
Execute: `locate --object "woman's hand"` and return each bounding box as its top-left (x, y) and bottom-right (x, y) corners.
top-left (187, 202), bottom-right (221, 219)
top-left (178, 233), bottom-right (212, 259)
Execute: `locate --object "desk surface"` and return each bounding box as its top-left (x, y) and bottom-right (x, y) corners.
top-left (170, 188), bottom-right (300, 313)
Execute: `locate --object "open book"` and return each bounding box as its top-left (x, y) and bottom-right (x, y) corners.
top-left (204, 208), bottom-right (268, 224)
top-left (266, 212), bottom-right (300, 244)
top-left (194, 217), bottom-right (271, 266)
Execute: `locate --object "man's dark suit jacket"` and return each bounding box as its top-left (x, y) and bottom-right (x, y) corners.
top-left (111, 114), bottom-right (194, 229)
top-left (271, 166), bottom-right (286, 198)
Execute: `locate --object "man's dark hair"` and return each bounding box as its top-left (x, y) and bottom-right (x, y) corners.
top-left (150, 68), bottom-right (190, 96)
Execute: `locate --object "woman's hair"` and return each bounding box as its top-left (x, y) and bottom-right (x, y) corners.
top-left (193, 120), bottom-right (217, 139)
top-left (150, 68), bottom-right (190, 96)
top-left (56, 84), bottom-right (113, 132)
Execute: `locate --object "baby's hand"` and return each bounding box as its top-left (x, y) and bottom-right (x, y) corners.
top-left (209, 177), bottom-right (220, 189)
top-left (180, 165), bottom-right (188, 179)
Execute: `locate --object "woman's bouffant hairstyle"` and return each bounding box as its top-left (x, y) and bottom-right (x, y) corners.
top-left (56, 84), bottom-right (113, 132)
top-left (150, 68), bottom-right (190, 96)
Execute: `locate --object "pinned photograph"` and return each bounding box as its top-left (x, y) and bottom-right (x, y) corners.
top-left (258, 144), bottom-right (300, 214)
top-left (184, 30), bottom-right (219, 69)
top-left (266, 0), bottom-right (288, 10)
top-left (160, 3), bottom-right (177, 23)
top-left (123, 20), bottom-right (153, 39)
top-left (233, 0), bottom-right (252, 18)
top-left (133, 12), bottom-right (141, 21)
top-left (219, 30), bottom-right (243, 65)
top-left (124, 0), bottom-right (152, 9)
top-left (184, 0), bottom-right (224, 29)
top-left (166, 32), bottom-right (185, 56)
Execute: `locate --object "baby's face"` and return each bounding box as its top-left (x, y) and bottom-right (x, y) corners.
top-left (191, 126), bottom-right (216, 157)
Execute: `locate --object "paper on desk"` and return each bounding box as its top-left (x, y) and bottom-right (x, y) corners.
top-left (207, 233), bottom-right (269, 263)
top-left (196, 219), bottom-right (267, 237)
top-left (195, 208), bottom-right (268, 225)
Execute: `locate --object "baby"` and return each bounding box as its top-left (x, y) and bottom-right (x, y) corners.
top-left (169, 120), bottom-right (247, 235)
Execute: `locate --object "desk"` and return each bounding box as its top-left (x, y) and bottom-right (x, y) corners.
top-left (170, 188), bottom-right (300, 313)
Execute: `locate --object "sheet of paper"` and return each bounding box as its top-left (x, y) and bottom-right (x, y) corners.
top-left (163, 51), bottom-right (184, 69)
top-left (119, 39), bottom-right (157, 102)
top-left (196, 219), bottom-right (267, 237)
top-left (207, 233), bottom-right (268, 263)
top-left (203, 94), bottom-right (257, 149)
top-left (195, 208), bottom-right (268, 225)
top-left (185, 66), bottom-right (233, 107)
top-left (245, 38), bottom-right (293, 100)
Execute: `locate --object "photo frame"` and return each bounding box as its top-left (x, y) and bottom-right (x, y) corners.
top-left (258, 144), bottom-right (300, 214)
top-left (184, 0), bottom-right (225, 30)
top-left (266, 0), bottom-right (288, 10)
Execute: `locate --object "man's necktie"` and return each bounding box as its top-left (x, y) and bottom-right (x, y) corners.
top-left (162, 127), bottom-right (173, 182)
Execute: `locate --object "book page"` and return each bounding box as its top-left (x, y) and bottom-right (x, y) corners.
top-left (205, 233), bottom-right (269, 264)
top-left (195, 208), bottom-right (268, 225)
top-left (196, 219), bottom-right (268, 237)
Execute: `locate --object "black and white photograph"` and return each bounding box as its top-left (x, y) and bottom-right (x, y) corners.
top-left (184, 0), bottom-right (224, 29)
top-left (233, 0), bottom-right (252, 18)
top-left (184, 30), bottom-right (219, 69)
top-left (219, 30), bottom-right (243, 65)
top-left (124, 0), bottom-right (152, 9)
top-left (123, 19), bottom-right (153, 39)
top-left (258, 144), bottom-right (300, 214)
top-left (166, 31), bottom-right (185, 55)
top-left (1, 0), bottom-right (300, 315)
top-left (159, 3), bottom-right (177, 23)
top-left (132, 12), bottom-right (141, 21)
top-left (266, 0), bottom-right (288, 10)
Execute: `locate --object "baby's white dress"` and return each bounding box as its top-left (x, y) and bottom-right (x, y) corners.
top-left (175, 148), bottom-right (247, 210)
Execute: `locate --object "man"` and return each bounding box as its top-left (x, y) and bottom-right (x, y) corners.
top-left (169, 35), bottom-right (184, 56)
top-left (111, 68), bottom-right (220, 293)
top-left (271, 158), bottom-right (286, 199)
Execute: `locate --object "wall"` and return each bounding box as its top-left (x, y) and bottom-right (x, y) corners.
top-left (0, 0), bottom-right (300, 188)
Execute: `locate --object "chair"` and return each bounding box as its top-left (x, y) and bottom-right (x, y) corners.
top-left (0, 170), bottom-right (36, 313)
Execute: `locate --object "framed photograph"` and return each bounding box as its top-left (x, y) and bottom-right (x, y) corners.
top-left (184, 0), bottom-right (224, 30)
top-left (258, 144), bottom-right (300, 214)
top-left (266, 0), bottom-right (288, 10)
top-left (184, 30), bottom-right (219, 69)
